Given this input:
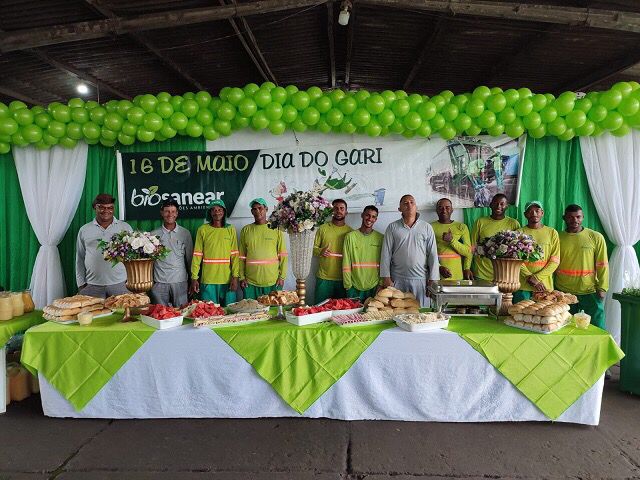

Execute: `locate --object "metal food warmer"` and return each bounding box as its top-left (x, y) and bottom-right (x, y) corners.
top-left (428, 279), bottom-right (501, 318)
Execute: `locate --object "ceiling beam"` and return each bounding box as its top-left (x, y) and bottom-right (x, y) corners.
top-left (358, 0), bottom-right (640, 33)
top-left (0, 0), bottom-right (327, 53)
top-left (85, 0), bottom-right (207, 91)
top-left (28, 49), bottom-right (131, 99)
top-left (0, 84), bottom-right (44, 106)
top-left (557, 50), bottom-right (640, 92)
top-left (344, 4), bottom-right (356, 86)
top-left (327, 2), bottom-right (336, 88)
top-left (403, 16), bottom-right (445, 90)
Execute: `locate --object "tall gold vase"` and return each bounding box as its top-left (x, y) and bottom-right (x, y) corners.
top-left (491, 258), bottom-right (523, 316)
top-left (123, 259), bottom-right (155, 293)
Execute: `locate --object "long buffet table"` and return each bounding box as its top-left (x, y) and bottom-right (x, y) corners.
top-left (19, 313), bottom-right (621, 425)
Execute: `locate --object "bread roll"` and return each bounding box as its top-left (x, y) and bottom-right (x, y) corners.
top-left (392, 291), bottom-right (405, 299)
top-left (513, 313), bottom-right (523, 321)
top-left (375, 295), bottom-right (390, 305)
top-left (390, 298), bottom-right (405, 308)
top-left (403, 292), bottom-right (416, 300)
top-left (522, 314), bottom-right (532, 322)
top-left (366, 306), bottom-right (379, 313)
top-left (531, 315), bottom-right (542, 324)
top-left (368, 300), bottom-right (384, 309)
top-left (377, 288), bottom-right (394, 298)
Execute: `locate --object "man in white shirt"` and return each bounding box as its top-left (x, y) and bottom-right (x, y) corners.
top-left (76, 193), bottom-right (132, 298)
top-left (150, 199), bottom-right (193, 307)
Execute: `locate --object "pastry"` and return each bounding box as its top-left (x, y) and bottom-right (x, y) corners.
top-left (53, 295), bottom-right (104, 309)
top-left (377, 288), bottom-right (394, 298)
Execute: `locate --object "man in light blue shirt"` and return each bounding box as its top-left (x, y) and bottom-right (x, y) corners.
top-left (150, 199), bottom-right (193, 307)
top-left (76, 193), bottom-right (132, 298)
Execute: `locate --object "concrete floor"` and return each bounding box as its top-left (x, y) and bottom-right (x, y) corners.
top-left (0, 372), bottom-right (639, 480)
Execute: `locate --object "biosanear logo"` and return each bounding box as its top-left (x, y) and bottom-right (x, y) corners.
top-left (130, 185), bottom-right (224, 207)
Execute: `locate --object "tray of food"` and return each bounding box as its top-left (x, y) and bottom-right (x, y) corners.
top-left (181, 300), bottom-right (225, 320)
top-left (505, 299), bottom-right (572, 334)
top-left (227, 298), bottom-right (269, 314)
top-left (257, 290), bottom-right (300, 306)
top-left (140, 305), bottom-right (184, 330)
top-left (394, 312), bottom-right (450, 332)
top-left (43, 295), bottom-right (111, 324)
top-left (285, 304), bottom-right (333, 326)
top-left (104, 293), bottom-right (151, 312)
top-left (432, 279), bottom-right (499, 294)
top-left (364, 287), bottom-right (420, 316)
top-left (532, 290), bottom-right (578, 304)
top-left (192, 311), bottom-right (272, 328)
top-left (503, 316), bottom-right (572, 334)
top-left (332, 311), bottom-right (394, 327)
top-left (318, 298), bottom-right (364, 315)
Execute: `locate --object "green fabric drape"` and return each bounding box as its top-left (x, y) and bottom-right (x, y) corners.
top-left (0, 151), bottom-right (40, 291)
top-left (59, 137), bottom-right (205, 294)
top-left (464, 137), bottom-right (612, 250)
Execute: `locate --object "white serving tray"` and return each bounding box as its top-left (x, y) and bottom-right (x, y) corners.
top-left (195, 316), bottom-right (271, 328)
top-left (226, 301), bottom-right (270, 314)
top-left (394, 317), bottom-right (450, 332)
top-left (503, 320), bottom-right (570, 334)
top-left (285, 310), bottom-right (332, 326)
top-left (48, 310), bottom-right (112, 325)
top-left (140, 314), bottom-right (184, 330)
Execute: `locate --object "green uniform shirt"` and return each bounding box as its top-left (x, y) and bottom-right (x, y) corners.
top-left (191, 224), bottom-right (239, 285)
top-left (518, 225), bottom-right (560, 292)
top-left (430, 221), bottom-right (472, 280)
top-left (556, 228), bottom-right (609, 295)
top-left (238, 223), bottom-right (288, 287)
top-left (342, 229), bottom-right (384, 291)
top-left (471, 215), bottom-right (521, 281)
top-left (313, 222), bottom-right (353, 281)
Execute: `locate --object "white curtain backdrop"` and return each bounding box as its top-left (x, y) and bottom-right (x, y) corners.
top-left (13, 143), bottom-right (88, 308)
top-left (580, 131), bottom-right (640, 343)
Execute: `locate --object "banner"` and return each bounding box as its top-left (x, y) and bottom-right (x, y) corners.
top-left (117, 134), bottom-right (524, 220)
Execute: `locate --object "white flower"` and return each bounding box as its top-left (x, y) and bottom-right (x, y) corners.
top-left (143, 243), bottom-right (156, 254)
top-left (151, 236), bottom-right (160, 246)
top-left (131, 237), bottom-right (144, 249)
top-left (303, 219), bottom-right (314, 230)
top-left (122, 235), bottom-right (130, 244)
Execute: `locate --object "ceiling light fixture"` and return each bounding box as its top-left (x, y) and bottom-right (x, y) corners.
top-left (338, 0), bottom-right (352, 26)
top-left (77, 83), bottom-right (89, 95)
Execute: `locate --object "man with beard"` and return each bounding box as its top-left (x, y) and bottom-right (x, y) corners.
top-left (238, 198), bottom-right (288, 299)
top-left (150, 199), bottom-right (193, 307)
top-left (513, 200), bottom-right (560, 303)
top-left (380, 194), bottom-right (439, 307)
top-left (313, 199), bottom-right (353, 303)
top-left (556, 204), bottom-right (608, 329)
top-left (430, 198), bottom-right (473, 281)
top-left (471, 193), bottom-right (520, 281)
top-left (76, 193), bottom-right (132, 298)
top-left (342, 205), bottom-right (384, 301)
top-left (190, 199), bottom-right (239, 306)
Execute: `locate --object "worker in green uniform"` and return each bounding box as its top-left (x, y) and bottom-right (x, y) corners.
top-left (513, 200), bottom-right (560, 303)
top-left (471, 193), bottom-right (520, 281)
top-left (556, 204), bottom-right (609, 329)
top-left (430, 198), bottom-right (473, 281)
top-left (342, 205), bottom-right (384, 301)
top-left (313, 199), bottom-right (353, 304)
top-left (190, 199), bottom-right (239, 306)
top-left (239, 198), bottom-right (288, 299)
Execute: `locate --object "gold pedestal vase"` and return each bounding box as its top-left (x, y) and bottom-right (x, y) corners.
top-left (288, 230), bottom-right (315, 306)
top-left (122, 259), bottom-right (154, 322)
top-left (491, 258), bottom-right (523, 316)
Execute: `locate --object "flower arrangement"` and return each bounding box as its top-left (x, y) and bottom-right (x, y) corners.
top-left (98, 230), bottom-right (170, 265)
top-left (268, 189), bottom-right (333, 233)
top-left (476, 230), bottom-right (543, 261)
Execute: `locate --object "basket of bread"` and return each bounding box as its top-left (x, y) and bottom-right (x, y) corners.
top-left (504, 299), bottom-right (572, 334)
top-left (43, 295), bottom-right (111, 324)
top-left (257, 290), bottom-right (300, 306)
top-left (363, 287), bottom-right (420, 319)
top-left (104, 293), bottom-right (151, 311)
top-left (532, 290), bottom-right (578, 304)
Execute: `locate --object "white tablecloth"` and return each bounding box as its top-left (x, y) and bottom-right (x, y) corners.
top-left (39, 325), bottom-right (603, 424)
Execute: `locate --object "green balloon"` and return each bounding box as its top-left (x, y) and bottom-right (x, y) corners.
top-left (216, 102), bottom-right (236, 121)
top-left (352, 108), bottom-right (371, 127)
top-left (454, 113), bottom-right (472, 132)
top-left (439, 123), bottom-right (457, 140)
top-left (407, 94), bottom-right (423, 110)
top-left (82, 122), bottom-right (101, 140)
top-left (394, 90), bottom-right (408, 99)
top-left (254, 89), bottom-right (273, 109)
top-left (442, 104), bottom-right (459, 122)
top-left (271, 87), bottom-right (288, 105)
top-left (430, 113), bottom-right (446, 131)
top-left (14, 109), bottom-right (34, 126)
top-left (170, 112), bottom-right (189, 130)
top-left (34, 112), bottom-right (51, 129)
top-left (0, 103), bottom-right (9, 118)
top-left (104, 112), bottom-right (124, 131)
top-left (402, 130), bottom-right (416, 139)
top-left (269, 119), bottom-right (287, 135)
top-left (530, 94), bottom-right (547, 111)
top-left (451, 94), bottom-right (469, 109)
top-left (312, 96), bottom-right (330, 114)
top-left (365, 119), bottom-right (382, 137)
top-left (326, 108), bottom-right (344, 127)
top-left (291, 92), bottom-right (310, 111)
top-left (505, 119), bottom-right (525, 138)
top-left (282, 105), bottom-right (298, 123)
top-left (314, 118), bottom-right (330, 134)
top-left (354, 90), bottom-right (371, 105)
top-left (558, 128), bottom-right (575, 142)
top-left (244, 83), bottom-right (260, 97)
top-left (89, 107), bottom-right (107, 125)
top-left (392, 99), bottom-right (411, 118)
top-left (47, 121), bottom-right (66, 138)
top-left (418, 101), bottom-right (437, 121)
top-left (497, 107), bottom-right (516, 125)
top-left (487, 122), bottom-right (505, 137)
top-left (118, 132), bottom-right (135, 146)
top-left (380, 90), bottom-right (396, 106)
top-left (195, 91), bottom-right (212, 108)
top-left (238, 98), bottom-right (258, 117)
top-left (185, 119), bottom-right (203, 138)
top-left (156, 102), bottom-right (174, 119)
top-left (465, 98), bottom-right (485, 118)
top-left (377, 109), bottom-right (394, 127)
top-left (575, 119), bottom-right (595, 136)
top-left (465, 123), bottom-right (482, 136)
top-left (477, 110), bottom-right (497, 129)
top-left (0, 142), bottom-right (10, 154)
top-left (302, 107), bottom-right (321, 126)
top-left (553, 98), bottom-right (574, 116)
top-left (291, 118), bottom-right (308, 132)
top-left (225, 88), bottom-right (244, 106)
top-left (601, 111), bottom-right (624, 130)
top-left (527, 124), bottom-right (546, 139)
top-left (503, 89), bottom-right (520, 106)
top-left (307, 86), bottom-right (323, 100)
top-left (42, 133), bottom-right (59, 146)
top-left (21, 124), bottom-right (43, 143)
top-left (587, 104), bottom-right (608, 123)
top-left (389, 119), bottom-right (404, 134)
top-left (251, 111), bottom-right (270, 130)
top-left (66, 122), bottom-right (83, 140)
top-left (115, 100), bottom-right (132, 118)
top-left (101, 128), bottom-right (118, 141)
top-left (105, 100), bottom-right (119, 113)
top-left (486, 94), bottom-right (507, 113)
top-left (612, 81), bottom-right (633, 97)
top-left (566, 110), bottom-right (587, 129)
top-left (517, 87), bottom-right (533, 99)
top-left (329, 89), bottom-right (346, 105)
top-left (547, 118), bottom-right (567, 136)
top-left (430, 95), bottom-right (446, 111)
top-left (285, 85), bottom-right (299, 96)
top-left (522, 112), bottom-right (541, 130)
top-left (540, 106), bottom-right (558, 123)
top-left (514, 98), bottom-right (533, 117)
top-left (472, 86), bottom-right (491, 101)
top-left (9, 101), bottom-right (27, 111)
top-left (139, 94), bottom-right (158, 113)
top-left (59, 136), bottom-right (77, 148)
top-left (156, 92), bottom-right (171, 102)
top-left (70, 107), bottom-right (88, 124)
top-left (161, 122), bottom-right (177, 139)
top-left (196, 109), bottom-right (214, 126)
top-left (202, 125), bottom-right (220, 141)
top-left (626, 111), bottom-right (640, 127)
top-left (122, 121), bottom-right (138, 136)
top-left (181, 99), bottom-right (200, 118)
top-left (339, 97), bottom-right (357, 115)
top-left (265, 102), bottom-right (284, 121)
top-left (544, 93), bottom-right (556, 104)
top-left (143, 113), bottom-right (163, 132)
top-left (170, 95), bottom-right (184, 111)
top-left (416, 123), bottom-right (432, 138)
top-left (403, 112), bottom-right (422, 130)
top-left (67, 98), bottom-right (84, 109)
top-left (599, 89), bottom-right (623, 110)
top-left (611, 123), bottom-right (631, 137)
top-left (618, 97), bottom-right (640, 117)
top-left (0, 117), bottom-right (19, 136)
top-left (126, 107), bottom-right (145, 126)
top-left (574, 98), bottom-right (592, 113)
top-left (340, 118), bottom-right (357, 134)
top-left (136, 128), bottom-right (155, 142)
top-left (592, 125), bottom-right (604, 136)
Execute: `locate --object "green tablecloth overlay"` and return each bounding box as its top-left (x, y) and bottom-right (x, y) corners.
top-left (21, 314), bottom-right (155, 411)
top-left (213, 319), bottom-right (393, 414)
top-left (446, 316), bottom-right (624, 420)
top-left (0, 310), bottom-right (45, 347)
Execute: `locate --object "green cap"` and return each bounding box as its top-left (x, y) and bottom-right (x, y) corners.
top-left (207, 199), bottom-right (226, 209)
top-left (524, 200), bottom-right (543, 211)
top-left (206, 199), bottom-right (228, 226)
top-left (250, 197), bottom-right (268, 208)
